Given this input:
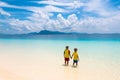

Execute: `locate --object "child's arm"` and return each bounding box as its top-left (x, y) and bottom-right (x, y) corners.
top-left (63, 51), bottom-right (65, 57)
top-left (71, 53), bottom-right (73, 59)
top-left (68, 50), bottom-right (72, 59)
top-left (70, 54), bottom-right (72, 59)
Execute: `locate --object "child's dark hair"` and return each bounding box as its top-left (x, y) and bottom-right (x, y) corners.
top-left (74, 48), bottom-right (77, 51)
top-left (66, 46), bottom-right (69, 48)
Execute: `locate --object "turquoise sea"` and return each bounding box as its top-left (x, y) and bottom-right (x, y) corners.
top-left (0, 34), bottom-right (120, 80)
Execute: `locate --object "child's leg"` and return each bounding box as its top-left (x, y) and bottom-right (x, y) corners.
top-left (64, 58), bottom-right (67, 65)
top-left (75, 61), bottom-right (78, 66)
top-left (73, 61), bottom-right (75, 66)
top-left (76, 62), bottom-right (78, 66)
top-left (66, 58), bottom-right (69, 65)
top-left (67, 61), bottom-right (69, 65)
top-left (73, 63), bottom-right (74, 66)
top-left (65, 60), bottom-right (66, 65)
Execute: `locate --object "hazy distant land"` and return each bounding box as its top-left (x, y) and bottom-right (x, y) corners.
top-left (0, 30), bottom-right (120, 40)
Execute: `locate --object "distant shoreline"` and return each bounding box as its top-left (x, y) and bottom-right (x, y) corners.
top-left (0, 34), bottom-right (120, 40)
top-left (0, 30), bottom-right (120, 39)
top-left (1, 30), bottom-right (120, 35)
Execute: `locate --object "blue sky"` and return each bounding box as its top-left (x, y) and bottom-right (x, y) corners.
top-left (0, 0), bottom-right (120, 34)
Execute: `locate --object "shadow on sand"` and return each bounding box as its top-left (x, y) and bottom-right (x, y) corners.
top-left (62, 64), bottom-right (78, 68)
top-left (62, 64), bottom-right (69, 67)
top-left (71, 65), bottom-right (78, 68)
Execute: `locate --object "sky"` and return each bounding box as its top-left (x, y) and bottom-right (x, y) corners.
top-left (0, 0), bottom-right (120, 34)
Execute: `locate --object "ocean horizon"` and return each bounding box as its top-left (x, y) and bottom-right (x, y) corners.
top-left (0, 34), bottom-right (120, 41)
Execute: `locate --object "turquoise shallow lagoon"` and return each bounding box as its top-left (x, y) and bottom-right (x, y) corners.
top-left (0, 36), bottom-right (120, 80)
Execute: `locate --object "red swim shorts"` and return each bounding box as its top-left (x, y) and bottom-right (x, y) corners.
top-left (65, 58), bottom-right (69, 61)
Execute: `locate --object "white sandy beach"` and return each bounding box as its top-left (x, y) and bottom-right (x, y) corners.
top-left (0, 51), bottom-right (120, 80)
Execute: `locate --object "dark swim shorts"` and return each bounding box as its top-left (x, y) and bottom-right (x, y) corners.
top-left (73, 60), bottom-right (78, 63)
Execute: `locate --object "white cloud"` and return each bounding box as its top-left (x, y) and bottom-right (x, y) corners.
top-left (0, 18), bottom-right (44, 34)
top-left (83, 0), bottom-right (101, 15)
top-left (38, 0), bottom-right (72, 6)
top-left (0, 8), bottom-right (11, 16)
top-left (0, 1), bottom-right (9, 6)
top-left (37, 0), bottom-right (118, 17)
top-left (0, 1), bottom-right (68, 13)
top-left (54, 0), bottom-right (74, 3)
top-left (0, 0), bottom-right (120, 34)
top-left (27, 7), bottom-right (50, 20)
top-left (26, 5), bottom-right (67, 13)
top-left (72, 14), bottom-right (120, 33)
top-left (44, 5), bottom-right (67, 12)
top-left (1, 0), bottom-right (117, 17)
top-left (0, 0), bottom-right (119, 17)
top-left (1, 13), bottom-right (120, 34)
top-left (11, 19), bottom-right (45, 32)
top-left (57, 14), bottom-right (69, 28)
top-left (37, 0), bottom-right (84, 9)
top-left (118, 6), bottom-right (120, 9)
top-left (67, 14), bottom-right (78, 24)
top-left (32, 13), bottom-right (120, 33)
top-left (0, 1), bottom-right (20, 9)
top-left (83, 0), bottom-right (118, 17)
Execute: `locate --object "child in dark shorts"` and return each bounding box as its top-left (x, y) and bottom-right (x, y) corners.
top-left (72, 48), bottom-right (79, 67)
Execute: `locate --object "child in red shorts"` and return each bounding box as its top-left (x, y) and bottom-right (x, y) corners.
top-left (64, 46), bottom-right (71, 65)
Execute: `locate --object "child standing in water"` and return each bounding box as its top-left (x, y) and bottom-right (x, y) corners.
top-left (64, 46), bottom-right (71, 65)
top-left (72, 48), bottom-right (79, 67)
